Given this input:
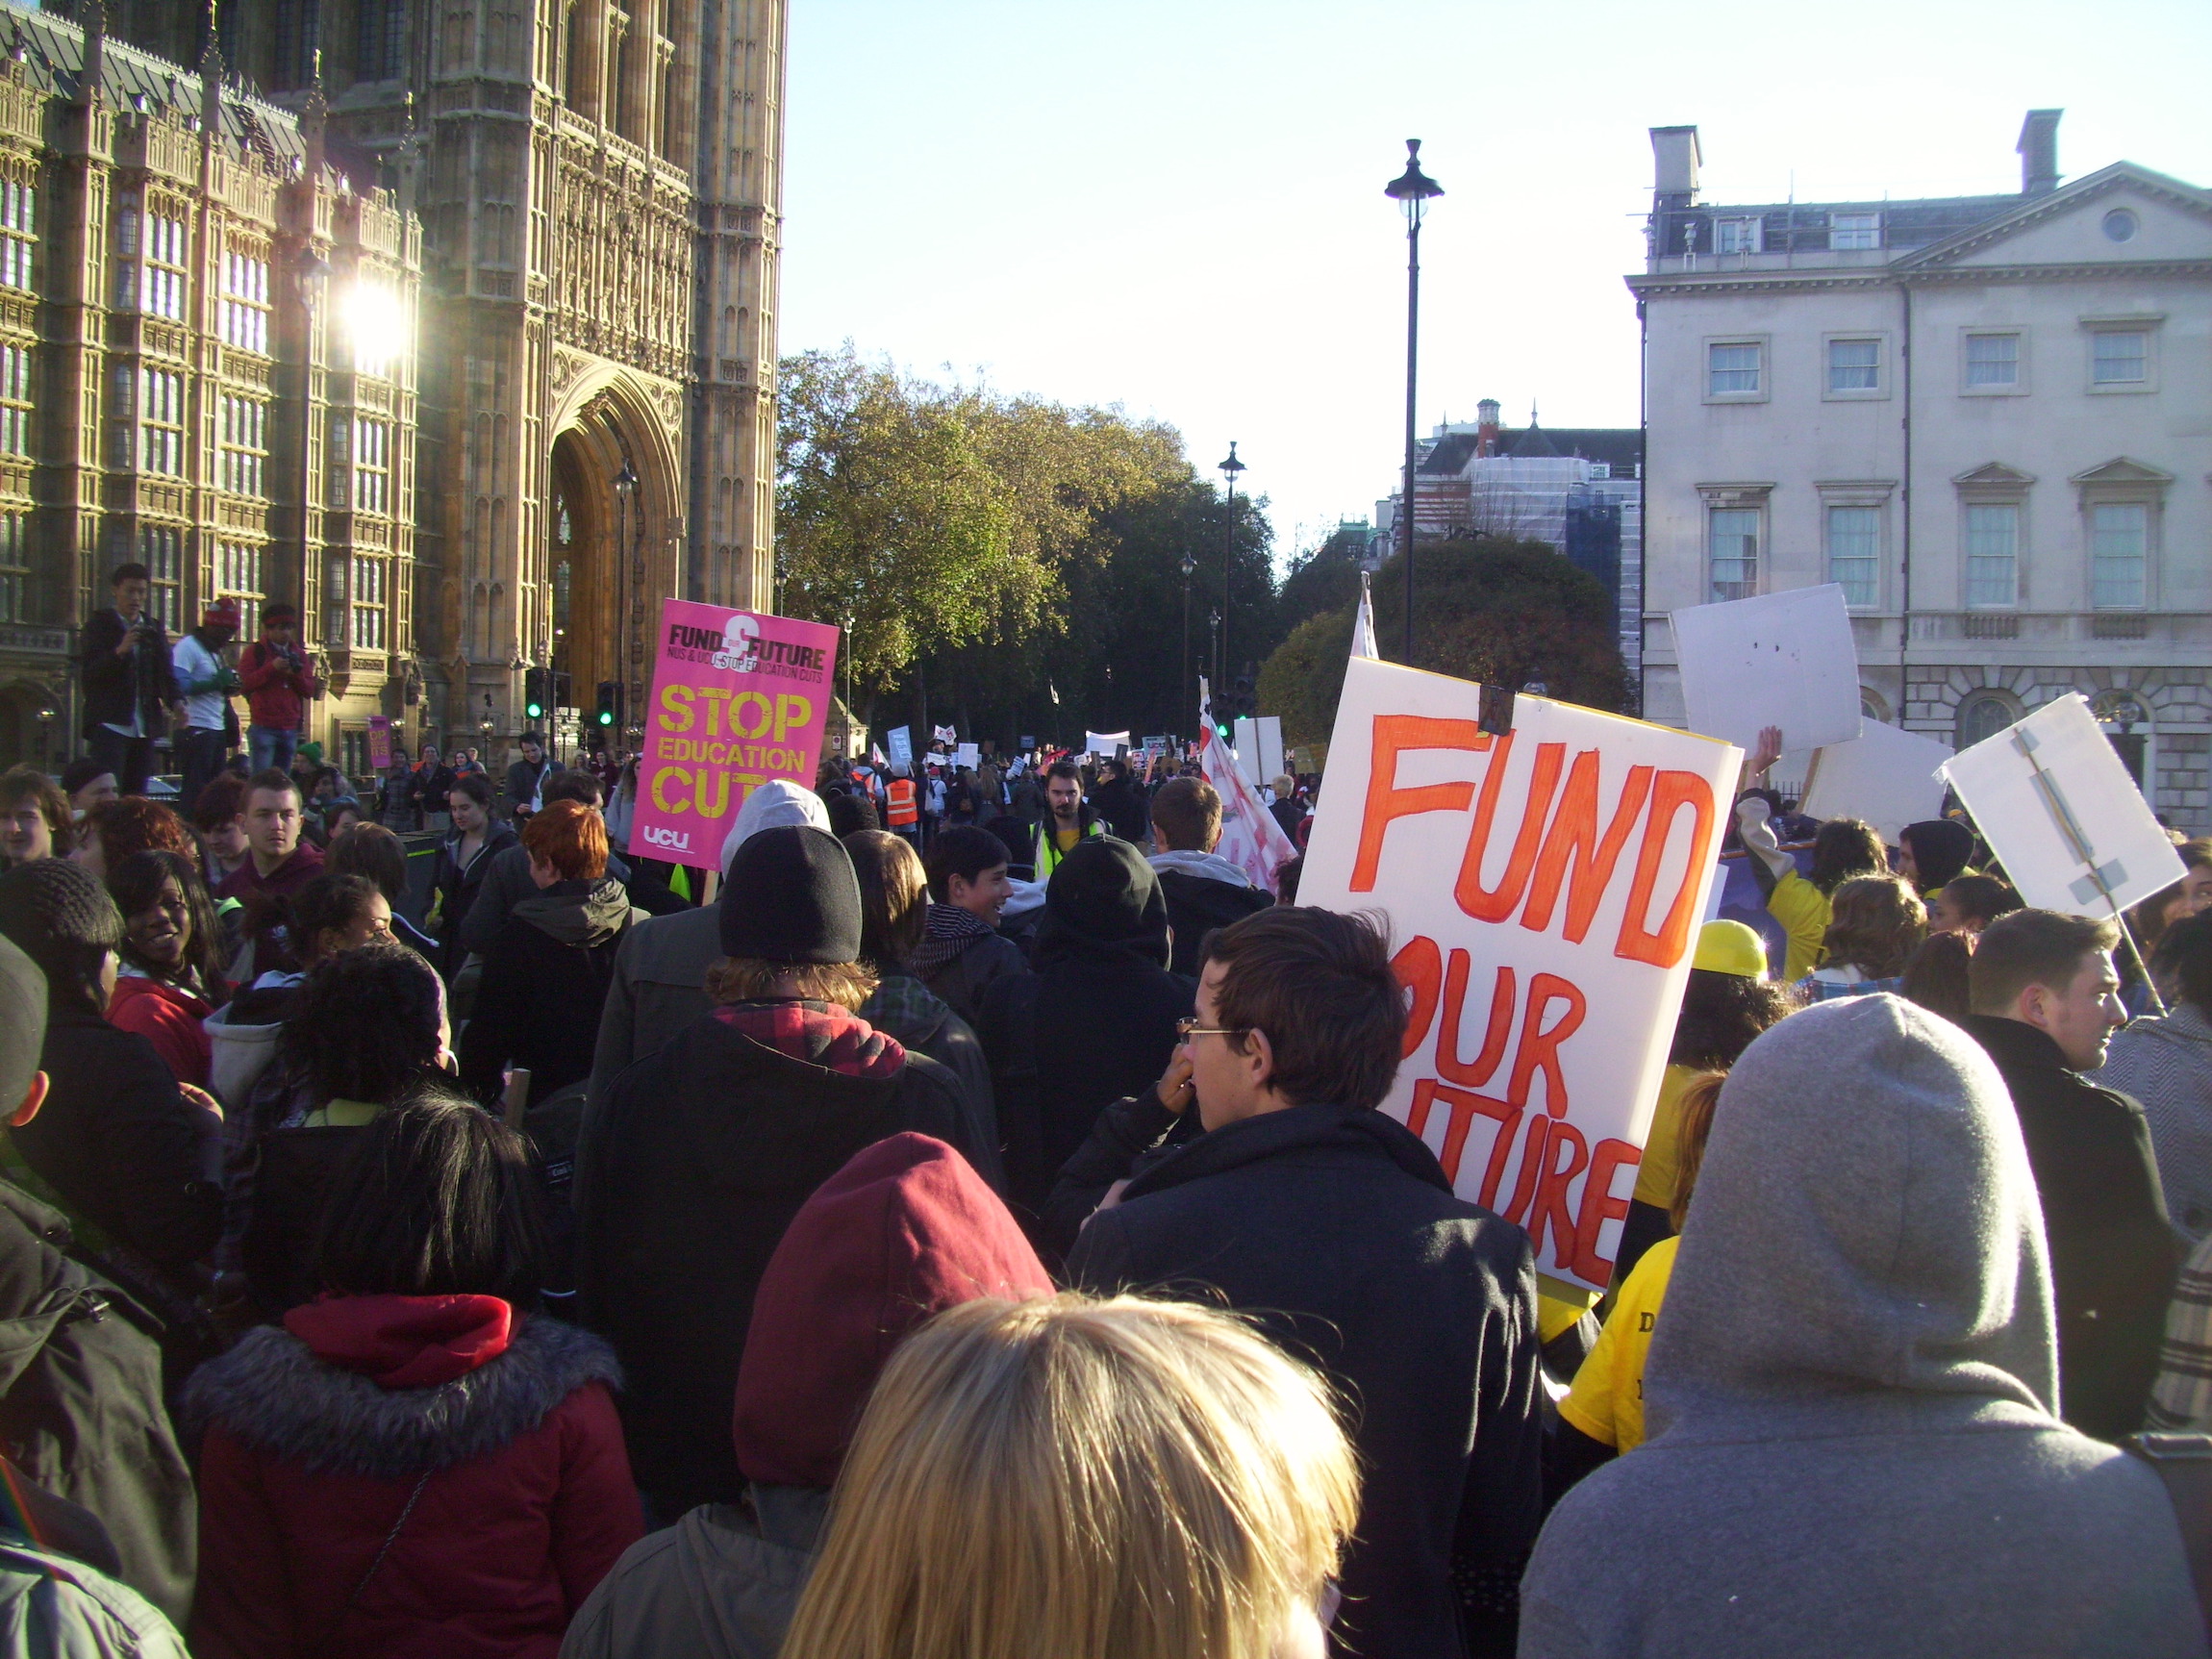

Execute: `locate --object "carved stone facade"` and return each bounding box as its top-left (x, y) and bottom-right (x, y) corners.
top-left (0, 0), bottom-right (421, 777)
top-left (93, 0), bottom-right (786, 751)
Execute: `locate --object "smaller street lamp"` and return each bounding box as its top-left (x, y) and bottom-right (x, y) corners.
top-left (1217, 443), bottom-right (1245, 694)
top-left (1179, 553), bottom-right (1196, 729)
top-left (1384, 139), bottom-right (1443, 664)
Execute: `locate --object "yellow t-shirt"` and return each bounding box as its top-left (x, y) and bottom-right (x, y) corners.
top-left (1630, 1064), bottom-right (1703, 1212)
top-left (1558, 1235), bottom-right (1678, 1453)
top-left (1765, 868), bottom-right (1832, 985)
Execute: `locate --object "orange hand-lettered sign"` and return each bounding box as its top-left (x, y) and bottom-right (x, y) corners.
top-left (1301, 658), bottom-right (1741, 1295)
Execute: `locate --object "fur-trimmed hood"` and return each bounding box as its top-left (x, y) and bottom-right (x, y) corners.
top-left (185, 1309), bottom-right (621, 1482)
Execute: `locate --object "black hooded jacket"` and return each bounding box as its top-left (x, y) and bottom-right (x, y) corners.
top-left (459, 875), bottom-right (638, 1108)
top-left (1962, 1014), bottom-right (2178, 1438)
top-left (574, 1000), bottom-right (976, 1513)
top-left (1066, 1101), bottom-right (1545, 1659)
top-left (975, 839), bottom-right (1193, 1220)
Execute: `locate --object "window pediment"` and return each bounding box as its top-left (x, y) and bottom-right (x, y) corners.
top-left (2070, 456), bottom-right (2174, 488)
top-left (1953, 461), bottom-right (2037, 490)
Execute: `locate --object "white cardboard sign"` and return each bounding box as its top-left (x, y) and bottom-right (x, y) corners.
top-left (1233, 715), bottom-right (1284, 788)
top-left (1798, 720), bottom-right (1955, 845)
top-left (1299, 658), bottom-right (1741, 1295)
top-left (1671, 585), bottom-right (1863, 752)
top-left (1941, 693), bottom-right (2184, 917)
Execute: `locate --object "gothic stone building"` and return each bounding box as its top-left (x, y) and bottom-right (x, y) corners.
top-left (3, 0), bottom-right (785, 772)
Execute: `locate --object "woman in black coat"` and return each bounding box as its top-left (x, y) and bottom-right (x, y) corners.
top-left (458, 801), bottom-right (636, 1111)
top-left (428, 771), bottom-right (516, 978)
top-left (975, 837), bottom-right (1193, 1223)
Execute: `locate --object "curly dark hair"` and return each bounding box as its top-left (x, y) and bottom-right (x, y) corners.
top-left (1807, 817), bottom-right (1888, 896)
top-left (107, 849), bottom-right (227, 996)
top-left (1669, 968), bottom-right (1798, 1069)
top-left (275, 941), bottom-right (446, 1108)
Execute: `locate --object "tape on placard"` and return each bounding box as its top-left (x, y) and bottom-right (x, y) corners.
top-left (2072, 862), bottom-right (2128, 907)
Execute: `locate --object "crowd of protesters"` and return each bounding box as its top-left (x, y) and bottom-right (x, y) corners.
top-left (0, 572), bottom-right (2203, 1654)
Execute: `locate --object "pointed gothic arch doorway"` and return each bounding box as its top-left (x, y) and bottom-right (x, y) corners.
top-left (546, 383), bottom-right (676, 753)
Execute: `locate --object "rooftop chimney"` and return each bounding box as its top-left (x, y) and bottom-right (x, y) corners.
top-left (1650, 125), bottom-right (1701, 204)
top-left (1476, 398), bottom-right (1501, 457)
top-left (2018, 109), bottom-right (2062, 197)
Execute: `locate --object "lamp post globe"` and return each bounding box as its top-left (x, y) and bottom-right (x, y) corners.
top-left (1384, 139), bottom-right (1442, 665)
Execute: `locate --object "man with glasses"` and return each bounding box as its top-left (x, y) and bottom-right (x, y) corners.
top-left (1066, 906), bottom-right (1544, 1659)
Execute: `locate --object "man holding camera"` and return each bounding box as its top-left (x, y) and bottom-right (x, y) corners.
top-left (78, 562), bottom-right (181, 796)
top-left (236, 603), bottom-right (322, 776)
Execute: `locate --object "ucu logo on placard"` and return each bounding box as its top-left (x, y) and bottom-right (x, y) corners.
top-left (641, 823), bottom-right (693, 851)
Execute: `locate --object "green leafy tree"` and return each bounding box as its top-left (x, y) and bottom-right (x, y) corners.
top-left (1257, 536), bottom-right (1627, 750)
top-left (775, 348), bottom-right (1031, 697)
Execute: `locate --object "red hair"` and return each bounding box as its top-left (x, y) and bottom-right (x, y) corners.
top-left (83, 797), bottom-right (196, 867)
top-left (519, 798), bottom-right (607, 882)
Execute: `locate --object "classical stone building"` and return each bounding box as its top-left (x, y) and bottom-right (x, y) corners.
top-left (1630, 112), bottom-right (2212, 828)
top-left (8, 0), bottom-right (785, 769)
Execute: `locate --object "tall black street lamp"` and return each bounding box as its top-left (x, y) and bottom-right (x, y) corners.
top-left (1217, 441), bottom-right (1244, 692)
top-left (612, 460), bottom-right (638, 744)
top-left (1384, 139), bottom-right (1443, 664)
top-left (1209, 609), bottom-right (1222, 721)
top-left (1179, 552), bottom-right (1196, 728)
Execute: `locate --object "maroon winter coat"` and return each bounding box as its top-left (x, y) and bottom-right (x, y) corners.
top-left (186, 1293), bottom-right (641, 1659)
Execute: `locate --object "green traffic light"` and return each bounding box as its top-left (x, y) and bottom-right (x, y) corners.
top-left (526, 702), bottom-right (544, 719)
top-left (596, 710), bottom-right (613, 726)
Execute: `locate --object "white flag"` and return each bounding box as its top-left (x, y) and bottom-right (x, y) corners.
top-left (1197, 676), bottom-right (1297, 894)
top-left (1354, 571), bottom-right (1380, 660)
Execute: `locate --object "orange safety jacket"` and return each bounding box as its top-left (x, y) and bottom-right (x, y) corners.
top-left (886, 777), bottom-right (919, 828)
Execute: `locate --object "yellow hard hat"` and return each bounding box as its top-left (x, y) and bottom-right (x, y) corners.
top-left (1693, 919), bottom-right (1768, 980)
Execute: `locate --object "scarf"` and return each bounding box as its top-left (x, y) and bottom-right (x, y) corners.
top-left (911, 903), bottom-right (999, 979)
top-left (711, 998), bottom-right (905, 1078)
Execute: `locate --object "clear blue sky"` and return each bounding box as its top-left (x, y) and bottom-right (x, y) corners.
top-left (781, 0), bottom-right (2212, 565)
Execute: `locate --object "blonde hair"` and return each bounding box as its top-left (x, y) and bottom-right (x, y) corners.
top-left (778, 1294), bottom-right (1359, 1659)
top-left (703, 955), bottom-right (878, 1011)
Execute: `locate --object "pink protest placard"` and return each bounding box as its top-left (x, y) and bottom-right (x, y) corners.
top-left (366, 716), bottom-right (392, 771)
top-left (631, 601), bottom-right (842, 870)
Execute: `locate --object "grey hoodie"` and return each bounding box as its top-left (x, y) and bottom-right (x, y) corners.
top-left (1521, 994), bottom-right (2205, 1659)
top-left (559, 1485), bottom-right (825, 1659)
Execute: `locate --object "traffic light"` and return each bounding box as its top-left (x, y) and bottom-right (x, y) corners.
top-left (594, 680), bottom-right (620, 730)
top-left (523, 667), bottom-right (552, 722)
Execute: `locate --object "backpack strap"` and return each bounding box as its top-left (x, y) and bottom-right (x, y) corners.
top-left (2123, 1431), bottom-right (2212, 1649)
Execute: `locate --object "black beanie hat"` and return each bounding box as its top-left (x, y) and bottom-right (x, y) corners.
top-left (721, 825), bottom-right (864, 964)
top-left (0, 860), bottom-right (122, 1010)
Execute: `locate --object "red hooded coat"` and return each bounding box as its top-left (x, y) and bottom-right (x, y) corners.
top-left (187, 1294), bottom-right (641, 1659)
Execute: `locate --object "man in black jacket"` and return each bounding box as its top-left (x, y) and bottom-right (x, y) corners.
top-left (575, 825), bottom-right (981, 1518)
top-left (1065, 907), bottom-right (1544, 1659)
top-left (78, 563), bottom-right (179, 795)
top-left (1963, 907), bottom-right (2178, 1439)
top-left (503, 730), bottom-right (555, 822)
top-left (1089, 755), bottom-right (1147, 842)
top-left (915, 824), bottom-right (1028, 1024)
top-left (1147, 775), bottom-right (1271, 977)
